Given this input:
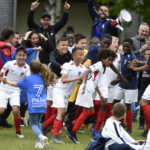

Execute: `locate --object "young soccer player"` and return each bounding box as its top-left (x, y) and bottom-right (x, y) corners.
top-left (67, 49), bottom-right (117, 143)
top-left (2, 60), bottom-right (56, 149)
top-left (51, 47), bottom-right (86, 144)
top-left (113, 38), bottom-right (138, 134)
top-left (102, 103), bottom-right (144, 150)
top-left (0, 47), bottom-right (30, 138)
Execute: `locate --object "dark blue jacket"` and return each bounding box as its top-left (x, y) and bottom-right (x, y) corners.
top-left (88, 0), bottom-right (114, 39)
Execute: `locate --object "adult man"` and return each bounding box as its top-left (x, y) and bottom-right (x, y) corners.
top-left (132, 23), bottom-right (149, 61)
top-left (88, 0), bottom-right (120, 40)
top-left (131, 23), bottom-right (149, 134)
top-left (27, 0), bottom-right (70, 64)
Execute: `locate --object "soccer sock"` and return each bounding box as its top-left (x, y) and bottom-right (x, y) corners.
top-left (94, 110), bottom-right (106, 131)
top-left (44, 114), bottom-right (56, 128)
top-left (45, 104), bottom-right (52, 121)
top-left (14, 116), bottom-right (21, 133)
top-left (126, 109), bottom-right (133, 130)
top-left (52, 119), bottom-right (63, 136)
top-left (94, 100), bottom-right (101, 121)
top-left (104, 103), bottom-right (112, 123)
top-left (73, 109), bottom-right (94, 133)
top-left (75, 106), bottom-right (82, 119)
top-left (142, 104), bottom-right (150, 131)
top-left (51, 107), bottom-right (57, 115)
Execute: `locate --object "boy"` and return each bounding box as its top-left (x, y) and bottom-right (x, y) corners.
top-left (0, 47), bottom-right (30, 138)
top-left (102, 103), bottom-right (144, 150)
top-left (50, 47), bottom-right (86, 144)
top-left (113, 39), bottom-right (138, 134)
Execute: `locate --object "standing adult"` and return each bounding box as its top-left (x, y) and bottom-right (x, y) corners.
top-left (88, 0), bottom-right (120, 40)
top-left (27, 0), bottom-right (70, 64)
top-left (131, 23), bottom-right (149, 133)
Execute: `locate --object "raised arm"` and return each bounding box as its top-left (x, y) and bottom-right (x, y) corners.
top-left (53, 1), bottom-right (70, 33)
top-left (88, 0), bottom-right (99, 20)
top-left (27, 0), bottom-right (40, 30)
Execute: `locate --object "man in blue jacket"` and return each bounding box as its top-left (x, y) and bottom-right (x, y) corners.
top-left (88, 0), bottom-right (120, 40)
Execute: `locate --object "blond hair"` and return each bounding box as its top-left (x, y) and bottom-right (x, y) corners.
top-left (89, 37), bottom-right (100, 47)
top-left (112, 36), bottom-right (119, 43)
top-left (30, 60), bottom-right (57, 87)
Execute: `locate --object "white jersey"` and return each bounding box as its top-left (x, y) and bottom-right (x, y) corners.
top-left (102, 117), bottom-right (143, 150)
top-left (55, 61), bottom-right (86, 97)
top-left (86, 61), bottom-right (104, 93)
top-left (0, 60), bottom-right (30, 91)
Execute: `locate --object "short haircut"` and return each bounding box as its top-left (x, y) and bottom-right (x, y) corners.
top-left (16, 46), bottom-right (27, 54)
top-left (139, 22), bottom-right (149, 29)
top-left (56, 36), bottom-right (68, 45)
top-left (97, 48), bottom-right (117, 61)
top-left (14, 31), bottom-right (19, 35)
top-left (123, 38), bottom-right (133, 46)
top-left (75, 34), bottom-right (86, 44)
top-left (101, 34), bottom-right (112, 42)
top-left (72, 47), bottom-right (83, 55)
top-left (112, 103), bottom-right (127, 118)
top-left (1, 27), bottom-right (14, 40)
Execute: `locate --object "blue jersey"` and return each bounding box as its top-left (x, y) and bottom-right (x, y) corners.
top-left (17, 74), bottom-right (47, 114)
top-left (119, 52), bottom-right (138, 89)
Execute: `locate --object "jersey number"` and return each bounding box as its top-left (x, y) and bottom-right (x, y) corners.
top-left (34, 85), bottom-right (43, 97)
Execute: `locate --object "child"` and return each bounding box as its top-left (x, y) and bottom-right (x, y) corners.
top-left (102, 103), bottom-right (144, 150)
top-left (51, 47), bottom-right (86, 144)
top-left (0, 47), bottom-right (30, 138)
top-left (67, 49), bottom-right (117, 143)
top-left (113, 38), bottom-right (138, 134)
top-left (2, 60), bottom-right (56, 149)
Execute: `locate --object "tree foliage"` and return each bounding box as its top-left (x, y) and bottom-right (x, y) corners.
top-left (96, 0), bottom-right (150, 23)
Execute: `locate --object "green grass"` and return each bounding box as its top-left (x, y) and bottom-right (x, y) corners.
top-left (0, 113), bottom-right (146, 150)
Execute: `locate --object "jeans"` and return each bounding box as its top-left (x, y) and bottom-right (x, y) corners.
top-left (29, 113), bottom-right (43, 141)
top-left (109, 143), bottom-right (135, 150)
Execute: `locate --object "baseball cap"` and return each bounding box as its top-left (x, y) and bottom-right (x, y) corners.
top-left (41, 13), bottom-right (51, 19)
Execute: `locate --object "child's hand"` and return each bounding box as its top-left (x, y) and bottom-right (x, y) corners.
top-left (5, 43), bottom-right (12, 48)
top-left (111, 79), bottom-right (120, 86)
top-left (1, 77), bottom-right (7, 84)
top-left (81, 86), bottom-right (85, 94)
top-left (33, 46), bottom-right (43, 51)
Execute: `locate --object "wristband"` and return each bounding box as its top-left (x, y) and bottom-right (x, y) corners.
top-left (82, 83), bottom-right (86, 87)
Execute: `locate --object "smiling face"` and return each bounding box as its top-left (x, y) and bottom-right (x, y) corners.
top-left (75, 38), bottom-right (87, 50)
top-left (101, 38), bottom-right (112, 49)
top-left (40, 16), bottom-right (51, 29)
top-left (123, 42), bottom-right (132, 55)
top-left (15, 51), bottom-right (27, 67)
top-left (98, 6), bottom-right (109, 20)
top-left (102, 56), bottom-right (114, 67)
top-left (138, 25), bottom-right (149, 40)
top-left (30, 33), bottom-right (40, 46)
top-left (72, 50), bottom-right (84, 64)
top-left (57, 40), bottom-right (68, 55)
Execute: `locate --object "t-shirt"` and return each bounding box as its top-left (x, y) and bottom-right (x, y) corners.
top-left (17, 74), bottom-right (47, 114)
top-left (0, 60), bottom-right (30, 91)
top-left (55, 61), bottom-right (86, 97)
top-left (86, 61), bottom-right (104, 93)
top-left (119, 52), bottom-right (138, 89)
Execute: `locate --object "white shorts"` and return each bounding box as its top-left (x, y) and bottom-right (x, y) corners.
top-left (75, 84), bottom-right (94, 108)
top-left (0, 89), bottom-right (20, 108)
top-left (114, 86), bottom-right (138, 104)
top-left (142, 84), bottom-right (150, 100)
top-left (47, 85), bottom-right (53, 101)
top-left (52, 87), bottom-right (69, 109)
top-left (107, 85), bottom-right (117, 103)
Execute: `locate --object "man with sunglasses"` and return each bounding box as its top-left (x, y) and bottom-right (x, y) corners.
top-left (88, 0), bottom-right (120, 40)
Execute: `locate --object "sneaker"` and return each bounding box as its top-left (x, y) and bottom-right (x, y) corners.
top-left (73, 132), bottom-right (80, 144)
top-left (40, 135), bottom-right (50, 149)
top-left (66, 132), bottom-right (80, 144)
top-left (35, 142), bottom-right (44, 149)
top-left (140, 130), bottom-right (148, 138)
top-left (51, 136), bottom-right (64, 144)
top-left (126, 129), bottom-right (132, 135)
top-left (20, 119), bottom-right (25, 127)
top-left (16, 132), bottom-right (24, 138)
top-left (0, 121), bottom-right (12, 128)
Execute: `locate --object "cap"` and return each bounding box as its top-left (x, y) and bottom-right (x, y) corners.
top-left (41, 13), bottom-right (51, 19)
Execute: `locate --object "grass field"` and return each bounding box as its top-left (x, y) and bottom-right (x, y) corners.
top-left (0, 113), bottom-right (146, 150)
